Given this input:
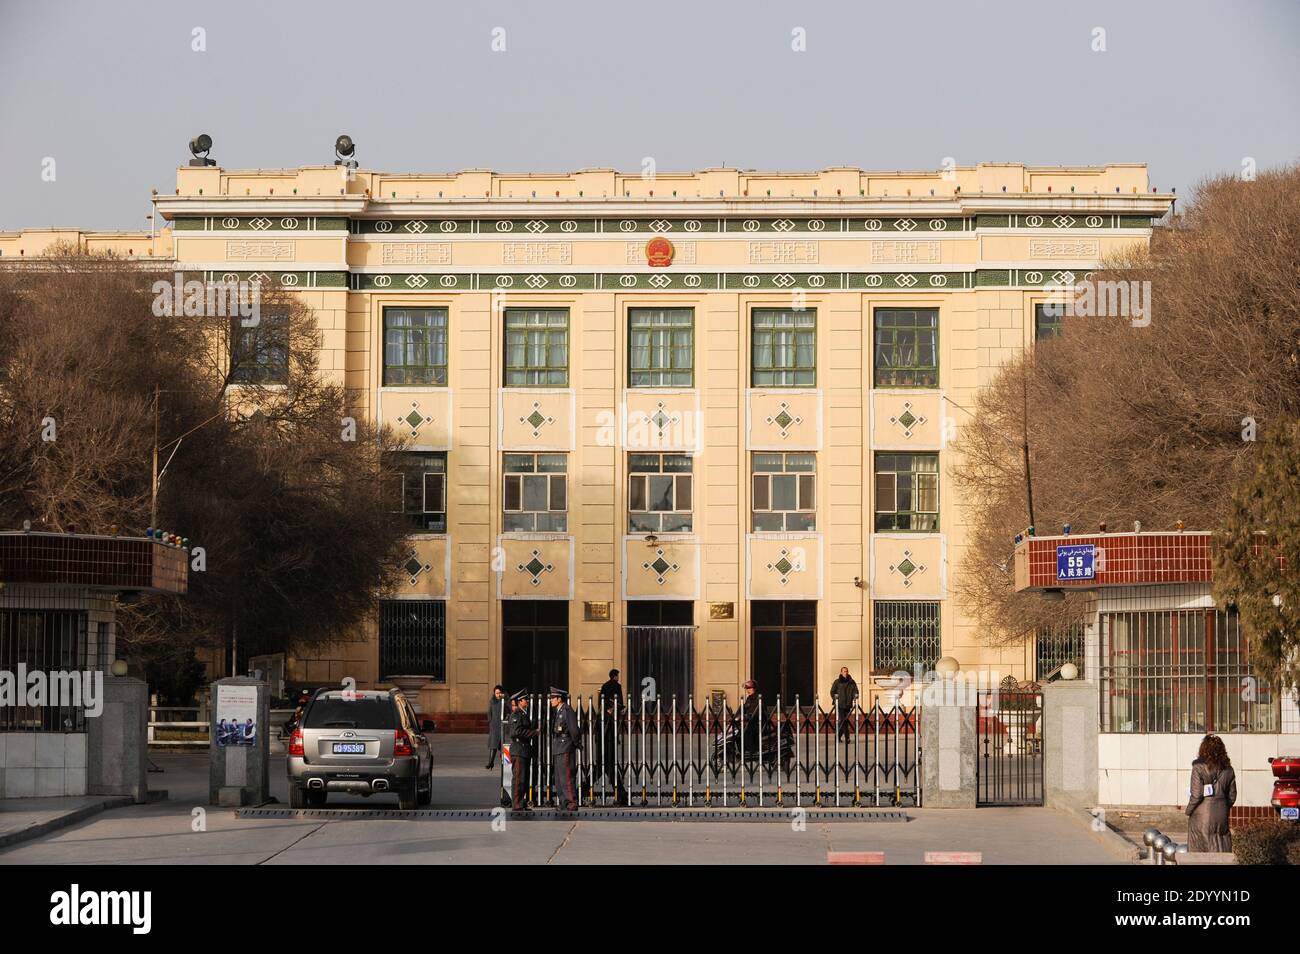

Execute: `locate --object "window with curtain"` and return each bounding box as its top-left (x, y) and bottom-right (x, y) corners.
top-left (628, 453), bottom-right (693, 532)
top-left (505, 308), bottom-right (569, 386)
top-left (388, 452), bottom-right (447, 532)
top-left (752, 309), bottom-right (816, 387)
top-left (874, 452), bottom-right (939, 531)
top-left (874, 308), bottom-right (938, 387)
top-left (503, 453), bottom-right (568, 531)
top-left (752, 452), bottom-right (816, 531)
top-left (629, 307), bottom-right (694, 387)
top-left (383, 307), bottom-right (448, 386)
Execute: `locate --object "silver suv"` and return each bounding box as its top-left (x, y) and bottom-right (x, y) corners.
top-left (287, 688), bottom-right (435, 810)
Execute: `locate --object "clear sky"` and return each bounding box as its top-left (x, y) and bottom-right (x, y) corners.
top-left (1, 0), bottom-right (1297, 230)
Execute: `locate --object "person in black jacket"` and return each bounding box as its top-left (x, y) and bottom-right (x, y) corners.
top-left (486, 684), bottom-right (506, 769)
top-left (549, 687), bottom-right (581, 812)
top-left (830, 667), bottom-right (859, 742)
top-left (508, 690), bottom-right (537, 811)
top-left (596, 670), bottom-right (624, 803)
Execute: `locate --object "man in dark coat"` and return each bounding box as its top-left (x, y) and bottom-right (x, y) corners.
top-left (508, 690), bottom-right (536, 811)
top-left (486, 684), bottom-right (506, 769)
top-left (549, 687), bottom-right (581, 812)
top-left (830, 667), bottom-right (859, 742)
top-left (596, 669), bottom-right (624, 803)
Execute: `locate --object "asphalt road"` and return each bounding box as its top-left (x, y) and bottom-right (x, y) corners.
top-left (0, 735), bottom-right (1126, 865)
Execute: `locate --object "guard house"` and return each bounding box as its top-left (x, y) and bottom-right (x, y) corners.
top-left (0, 531), bottom-right (188, 798)
top-left (1014, 530), bottom-right (1299, 810)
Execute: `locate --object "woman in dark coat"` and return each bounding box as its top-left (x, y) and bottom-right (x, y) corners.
top-left (486, 685), bottom-right (506, 769)
top-left (1185, 734), bottom-right (1236, 852)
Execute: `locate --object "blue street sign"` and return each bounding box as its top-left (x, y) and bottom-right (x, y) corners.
top-left (1056, 544), bottom-right (1096, 581)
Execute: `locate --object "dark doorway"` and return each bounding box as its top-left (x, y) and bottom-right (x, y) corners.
top-left (502, 600), bottom-right (568, 695)
top-left (751, 600), bottom-right (815, 702)
top-left (625, 601), bottom-right (695, 706)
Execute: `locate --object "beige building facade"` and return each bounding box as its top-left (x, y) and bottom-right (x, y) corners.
top-left (1, 162), bottom-right (1174, 715)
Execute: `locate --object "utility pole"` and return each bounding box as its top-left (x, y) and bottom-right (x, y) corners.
top-left (1021, 359), bottom-right (1036, 530)
top-left (151, 384), bottom-right (160, 527)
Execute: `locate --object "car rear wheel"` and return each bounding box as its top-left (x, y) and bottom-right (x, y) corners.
top-left (289, 785), bottom-right (307, 809)
top-left (417, 766), bottom-right (433, 806)
top-left (306, 788), bottom-right (328, 808)
top-left (398, 779), bottom-right (419, 810)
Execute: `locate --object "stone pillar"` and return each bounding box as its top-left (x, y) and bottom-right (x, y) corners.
top-left (920, 695), bottom-right (978, 808)
top-left (86, 674), bottom-right (149, 803)
top-left (1042, 680), bottom-right (1099, 811)
top-left (208, 677), bottom-right (270, 807)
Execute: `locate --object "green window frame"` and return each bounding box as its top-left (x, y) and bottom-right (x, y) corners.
top-left (1034, 302), bottom-right (1065, 341)
top-left (875, 452), bottom-right (939, 532)
top-left (388, 452), bottom-right (447, 533)
top-left (629, 307), bottom-right (694, 387)
top-left (628, 453), bottom-right (693, 533)
top-left (230, 309), bottom-right (289, 385)
top-left (751, 308), bottom-right (816, 387)
top-left (503, 453), bottom-right (568, 532)
top-left (505, 308), bottom-right (569, 387)
top-left (383, 307), bottom-right (448, 386)
top-left (752, 452), bottom-right (816, 532)
top-left (874, 308), bottom-right (938, 388)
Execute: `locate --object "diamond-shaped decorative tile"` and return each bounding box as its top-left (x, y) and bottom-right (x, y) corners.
top-left (398, 402), bottom-right (433, 438)
top-left (641, 548), bottom-right (680, 586)
top-left (895, 273), bottom-right (918, 287)
top-left (888, 401), bottom-right (927, 439)
top-left (649, 401), bottom-right (679, 440)
top-left (520, 401), bottom-right (555, 439)
top-left (888, 549), bottom-right (927, 588)
top-left (765, 547), bottom-right (802, 585)
top-left (765, 402), bottom-right (803, 439)
top-left (402, 549), bottom-right (433, 586)
top-left (517, 549), bottom-right (554, 586)
top-left (894, 218), bottom-right (917, 232)
top-left (1052, 215), bottom-right (1076, 229)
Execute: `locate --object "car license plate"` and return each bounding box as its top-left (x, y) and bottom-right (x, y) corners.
top-left (1282, 807), bottom-right (1299, 820)
top-left (332, 742), bottom-right (366, 754)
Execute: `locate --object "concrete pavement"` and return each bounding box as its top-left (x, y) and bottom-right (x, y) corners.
top-left (0, 735), bottom-right (1129, 865)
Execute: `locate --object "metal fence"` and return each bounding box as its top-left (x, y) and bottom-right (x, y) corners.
top-left (499, 695), bottom-right (920, 808)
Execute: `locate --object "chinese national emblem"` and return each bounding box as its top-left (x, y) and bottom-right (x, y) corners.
top-left (645, 236), bottom-right (674, 267)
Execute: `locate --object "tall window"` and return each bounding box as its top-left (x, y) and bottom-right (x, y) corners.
top-left (874, 308), bottom-right (938, 387)
top-left (503, 453), bottom-right (568, 532)
top-left (230, 309), bottom-right (289, 385)
top-left (378, 600), bottom-right (446, 681)
top-left (1099, 608), bottom-right (1276, 733)
top-left (752, 452), bottom-right (816, 531)
top-left (873, 601), bottom-right (940, 674)
top-left (505, 308), bottom-right (569, 386)
top-left (752, 309), bottom-right (816, 387)
top-left (628, 453), bottom-right (693, 533)
top-left (629, 308), bottom-right (694, 387)
top-left (875, 453), bottom-right (939, 531)
top-left (383, 307), bottom-right (448, 386)
top-left (389, 452), bottom-right (447, 532)
top-left (1034, 302), bottom-right (1065, 340)
top-left (1035, 623), bottom-right (1085, 681)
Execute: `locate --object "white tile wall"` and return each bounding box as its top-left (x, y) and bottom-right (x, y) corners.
top-left (1, 732), bottom-right (89, 797)
top-left (1099, 732), bottom-right (1300, 806)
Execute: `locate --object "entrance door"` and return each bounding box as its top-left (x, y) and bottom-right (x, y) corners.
top-left (976, 679), bottom-right (1045, 806)
top-left (502, 600), bottom-right (568, 695)
top-left (751, 601), bottom-right (815, 703)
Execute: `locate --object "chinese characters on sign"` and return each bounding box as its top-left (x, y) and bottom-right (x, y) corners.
top-left (1055, 544), bottom-right (1096, 582)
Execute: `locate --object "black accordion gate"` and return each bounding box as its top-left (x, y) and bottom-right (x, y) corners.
top-left (976, 680), bottom-right (1044, 806)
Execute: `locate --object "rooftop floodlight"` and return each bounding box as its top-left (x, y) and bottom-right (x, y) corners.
top-left (335, 134), bottom-right (358, 170)
top-left (188, 133), bottom-right (216, 167)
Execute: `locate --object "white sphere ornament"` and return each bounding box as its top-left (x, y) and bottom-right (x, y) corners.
top-left (1059, 662), bottom-right (1079, 681)
top-left (935, 656), bottom-right (960, 676)
top-left (110, 659), bottom-right (129, 677)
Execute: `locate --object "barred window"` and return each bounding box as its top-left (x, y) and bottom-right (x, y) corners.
top-left (874, 308), bottom-right (938, 388)
top-left (752, 309), bottom-right (816, 387)
top-left (504, 453), bottom-right (568, 532)
top-left (378, 600), bottom-right (446, 681)
top-left (1035, 623), bottom-right (1086, 681)
top-left (383, 307), bottom-right (448, 386)
top-left (389, 452), bottom-right (447, 532)
top-left (628, 453), bottom-right (693, 533)
top-left (875, 453), bottom-right (939, 531)
top-left (505, 308), bottom-right (569, 387)
top-left (872, 601), bottom-right (940, 675)
top-left (0, 608), bottom-right (89, 732)
top-left (230, 309), bottom-right (289, 385)
top-left (1099, 608), bottom-right (1276, 733)
top-left (630, 308), bottom-right (694, 387)
top-left (752, 452), bottom-right (816, 531)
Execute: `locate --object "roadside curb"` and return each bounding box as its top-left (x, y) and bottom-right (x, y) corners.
top-left (0, 796), bottom-right (134, 851)
top-left (1048, 798), bottom-right (1141, 863)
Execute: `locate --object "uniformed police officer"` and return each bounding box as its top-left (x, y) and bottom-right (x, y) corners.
top-left (508, 689), bottom-right (536, 811)
top-left (548, 687), bottom-right (581, 812)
